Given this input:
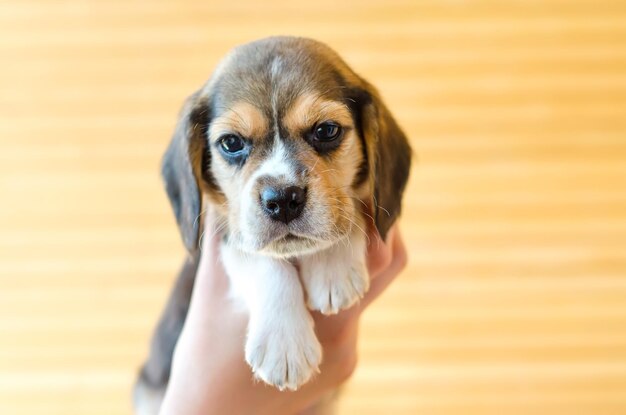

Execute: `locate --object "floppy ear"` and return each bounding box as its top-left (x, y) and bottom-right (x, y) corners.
top-left (161, 91), bottom-right (210, 253)
top-left (354, 84), bottom-right (412, 240)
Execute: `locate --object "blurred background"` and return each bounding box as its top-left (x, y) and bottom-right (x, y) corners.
top-left (1, 1), bottom-right (626, 414)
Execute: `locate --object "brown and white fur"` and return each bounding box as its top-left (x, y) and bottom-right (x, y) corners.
top-left (134, 36), bottom-right (411, 414)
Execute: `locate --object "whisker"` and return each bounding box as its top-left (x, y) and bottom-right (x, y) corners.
top-left (199, 216), bottom-right (229, 253)
top-left (336, 212), bottom-right (370, 245)
top-left (192, 206), bottom-right (212, 230)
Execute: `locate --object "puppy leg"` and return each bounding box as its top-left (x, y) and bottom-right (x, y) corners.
top-left (300, 229), bottom-right (369, 315)
top-left (133, 255), bottom-right (198, 415)
top-left (221, 244), bottom-right (322, 391)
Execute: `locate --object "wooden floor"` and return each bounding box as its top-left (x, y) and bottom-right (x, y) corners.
top-left (1, 1), bottom-right (626, 414)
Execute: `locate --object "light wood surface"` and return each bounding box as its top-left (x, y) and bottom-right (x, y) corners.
top-left (1, 1), bottom-right (625, 414)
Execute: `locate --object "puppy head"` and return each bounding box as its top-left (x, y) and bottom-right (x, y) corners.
top-left (162, 37), bottom-right (411, 257)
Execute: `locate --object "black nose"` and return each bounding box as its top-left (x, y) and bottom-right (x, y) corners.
top-left (260, 186), bottom-right (307, 224)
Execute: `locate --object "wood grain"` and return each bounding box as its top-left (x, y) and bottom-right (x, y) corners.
top-left (1, 1), bottom-right (625, 414)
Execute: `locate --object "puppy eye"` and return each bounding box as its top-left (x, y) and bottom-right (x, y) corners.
top-left (314, 122), bottom-right (342, 141)
top-left (219, 134), bottom-right (245, 154)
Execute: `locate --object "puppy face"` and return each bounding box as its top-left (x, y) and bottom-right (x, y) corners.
top-left (208, 92), bottom-right (364, 256)
top-left (162, 37), bottom-right (411, 257)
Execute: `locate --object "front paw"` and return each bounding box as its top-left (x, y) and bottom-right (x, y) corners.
top-left (245, 318), bottom-right (322, 391)
top-left (304, 261), bottom-right (369, 315)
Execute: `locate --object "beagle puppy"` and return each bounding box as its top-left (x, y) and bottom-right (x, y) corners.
top-left (134, 36), bottom-right (411, 413)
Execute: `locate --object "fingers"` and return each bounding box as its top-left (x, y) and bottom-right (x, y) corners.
top-left (199, 207), bottom-right (221, 256)
top-left (361, 225), bottom-right (407, 309)
top-left (366, 226), bottom-right (394, 279)
top-left (193, 208), bottom-right (230, 297)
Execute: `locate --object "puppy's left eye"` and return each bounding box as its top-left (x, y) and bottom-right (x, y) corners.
top-left (219, 134), bottom-right (245, 153)
top-left (314, 122), bottom-right (342, 141)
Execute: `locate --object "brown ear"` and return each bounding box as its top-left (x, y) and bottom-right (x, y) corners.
top-left (161, 91), bottom-right (210, 253)
top-left (353, 84), bottom-right (412, 239)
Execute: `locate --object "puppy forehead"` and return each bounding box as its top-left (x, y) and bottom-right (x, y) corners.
top-left (209, 101), bottom-right (268, 140)
top-left (208, 38), bottom-right (358, 117)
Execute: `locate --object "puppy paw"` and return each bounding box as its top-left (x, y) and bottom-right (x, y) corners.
top-left (245, 318), bottom-right (322, 391)
top-left (303, 260), bottom-right (369, 315)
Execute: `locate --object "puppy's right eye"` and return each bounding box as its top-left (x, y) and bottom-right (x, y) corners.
top-left (219, 134), bottom-right (245, 154)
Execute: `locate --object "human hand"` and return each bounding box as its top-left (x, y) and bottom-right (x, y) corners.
top-left (159, 212), bottom-right (407, 415)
